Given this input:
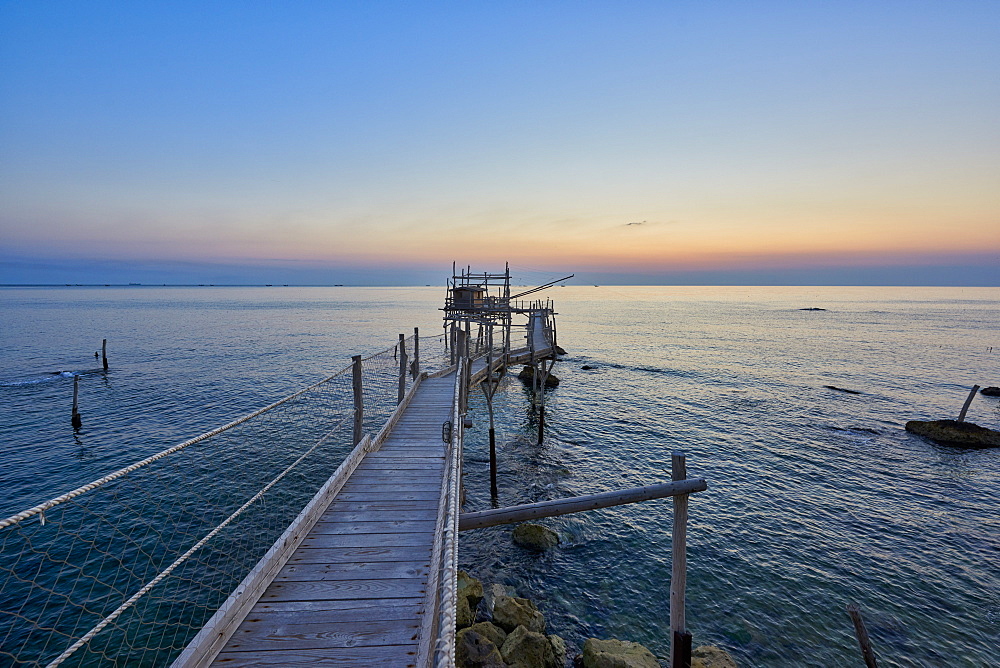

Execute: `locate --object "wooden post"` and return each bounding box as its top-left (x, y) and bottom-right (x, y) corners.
top-left (413, 327), bottom-right (420, 376)
top-left (71, 375), bottom-right (82, 430)
top-left (101, 339), bottom-right (108, 371)
top-left (847, 603), bottom-right (879, 668)
top-left (670, 451), bottom-right (690, 668)
top-left (957, 385), bottom-right (980, 422)
top-left (673, 630), bottom-right (692, 668)
top-left (397, 334), bottom-right (407, 404)
top-left (352, 355), bottom-right (363, 445)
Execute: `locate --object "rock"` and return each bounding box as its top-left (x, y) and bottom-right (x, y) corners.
top-left (981, 386), bottom-right (1000, 396)
top-left (513, 523), bottom-right (560, 551)
top-left (582, 638), bottom-right (658, 668)
top-left (466, 621), bottom-right (507, 648)
top-left (581, 365), bottom-right (594, 370)
top-left (549, 634), bottom-right (567, 666)
top-left (455, 628), bottom-right (506, 668)
top-left (458, 570), bottom-right (485, 609)
top-left (824, 385), bottom-right (862, 395)
top-left (555, 345), bottom-right (567, 355)
top-left (518, 365), bottom-right (561, 388)
top-left (799, 307), bottom-right (827, 311)
top-left (493, 595), bottom-right (546, 633)
top-left (905, 419), bottom-right (1000, 448)
top-left (457, 592), bottom-right (475, 629)
top-left (500, 625), bottom-right (558, 668)
top-left (692, 645), bottom-right (738, 668)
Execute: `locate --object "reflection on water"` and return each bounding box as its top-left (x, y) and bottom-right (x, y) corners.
top-left (1, 285), bottom-right (999, 667)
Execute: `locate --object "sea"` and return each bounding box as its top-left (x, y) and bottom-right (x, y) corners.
top-left (1, 284), bottom-right (998, 667)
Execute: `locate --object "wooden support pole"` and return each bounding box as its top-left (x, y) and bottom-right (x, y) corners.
top-left (352, 355), bottom-right (363, 445)
top-left (413, 327), bottom-right (420, 376)
top-left (847, 603), bottom-right (879, 668)
top-left (670, 451), bottom-right (689, 668)
top-left (71, 375), bottom-right (82, 430)
top-left (397, 333), bottom-right (407, 404)
top-left (957, 385), bottom-right (980, 422)
top-left (459, 478), bottom-right (707, 530)
top-left (101, 339), bottom-right (108, 371)
top-left (672, 630), bottom-right (692, 668)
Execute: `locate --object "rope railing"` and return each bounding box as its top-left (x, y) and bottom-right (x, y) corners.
top-left (0, 332), bottom-right (447, 667)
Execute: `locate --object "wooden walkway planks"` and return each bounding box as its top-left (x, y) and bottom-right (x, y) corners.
top-left (211, 375), bottom-right (455, 667)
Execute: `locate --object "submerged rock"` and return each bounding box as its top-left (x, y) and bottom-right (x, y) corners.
top-left (692, 645), bottom-right (739, 668)
top-left (582, 638), bottom-right (658, 668)
top-left (554, 345), bottom-right (567, 355)
top-left (581, 365), bottom-right (594, 370)
top-left (500, 625), bottom-right (558, 668)
top-left (518, 365), bottom-right (561, 388)
top-left (493, 595), bottom-right (546, 634)
top-left (824, 385), bottom-right (862, 395)
top-left (456, 628), bottom-right (506, 668)
top-left (981, 386), bottom-right (1000, 396)
top-left (905, 419), bottom-right (1000, 448)
top-left (799, 307), bottom-right (827, 311)
top-left (513, 523), bottom-right (560, 551)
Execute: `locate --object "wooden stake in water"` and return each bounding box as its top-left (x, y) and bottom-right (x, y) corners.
top-left (670, 451), bottom-right (690, 668)
top-left (957, 385), bottom-right (980, 422)
top-left (847, 603), bottom-right (879, 668)
top-left (71, 375), bottom-right (82, 430)
top-left (102, 339), bottom-right (108, 371)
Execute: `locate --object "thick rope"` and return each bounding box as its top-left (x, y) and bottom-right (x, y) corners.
top-left (1, 362), bottom-right (355, 529)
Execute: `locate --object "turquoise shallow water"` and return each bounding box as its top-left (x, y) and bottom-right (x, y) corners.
top-left (1, 285), bottom-right (999, 666)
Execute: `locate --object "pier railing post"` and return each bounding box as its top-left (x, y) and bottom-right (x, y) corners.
top-left (398, 334), bottom-right (407, 404)
top-left (352, 355), bottom-right (363, 445)
top-left (413, 327), bottom-right (420, 376)
top-left (670, 451), bottom-right (691, 668)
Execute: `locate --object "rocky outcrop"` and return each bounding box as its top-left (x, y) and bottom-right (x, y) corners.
top-left (582, 638), bottom-right (659, 668)
top-left (493, 595), bottom-right (546, 634)
top-left (455, 628), bottom-right (506, 668)
top-left (981, 386), bottom-right (1000, 396)
top-left (459, 570), bottom-right (485, 609)
top-left (513, 523), bottom-right (560, 551)
top-left (518, 366), bottom-right (561, 388)
top-left (905, 419), bottom-right (1000, 448)
top-left (692, 645), bottom-right (738, 668)
top-left (500, 625), bottom-right (558, 668)
top-left (457, 571), bottom-right (485, 628)
top-left (465, 621), bottom-right (507, 649)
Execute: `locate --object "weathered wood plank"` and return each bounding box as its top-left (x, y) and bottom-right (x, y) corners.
top-left (318, 500), bottom-right (436, 512)
top-left (223, 617), bottom-right (420, 652)
top-left (261, 578), bottom-right (427, 602)
top-left (212, 645), bottom-right (420, 666)
top-left (310, 520), bottom-right (438, 535)
top-left (287, 545), bottom-right (431, 564)
top-left (247, 598), bottom-right (422, 618)
top-left (276, 561), bottom-right (428, 581)
top-left (319, 509), bottom-right (437, 523)
top-left (332, 491), bottom-right (440, 501)
top-left (300, 532), bottom-right (434, 549)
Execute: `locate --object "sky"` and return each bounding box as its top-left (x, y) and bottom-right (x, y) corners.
top-left (1, 1), bottom-right (998, 285)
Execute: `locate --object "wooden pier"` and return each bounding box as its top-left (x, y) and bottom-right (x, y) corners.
top-left (175, 336), bottom-right (548, 667)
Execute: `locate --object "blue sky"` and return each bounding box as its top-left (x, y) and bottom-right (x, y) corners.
top-left (2, 1), bottom-right (998, 285)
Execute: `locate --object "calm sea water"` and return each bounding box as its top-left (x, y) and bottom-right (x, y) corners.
top-left (2, 285), bottom-right (998, 667)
